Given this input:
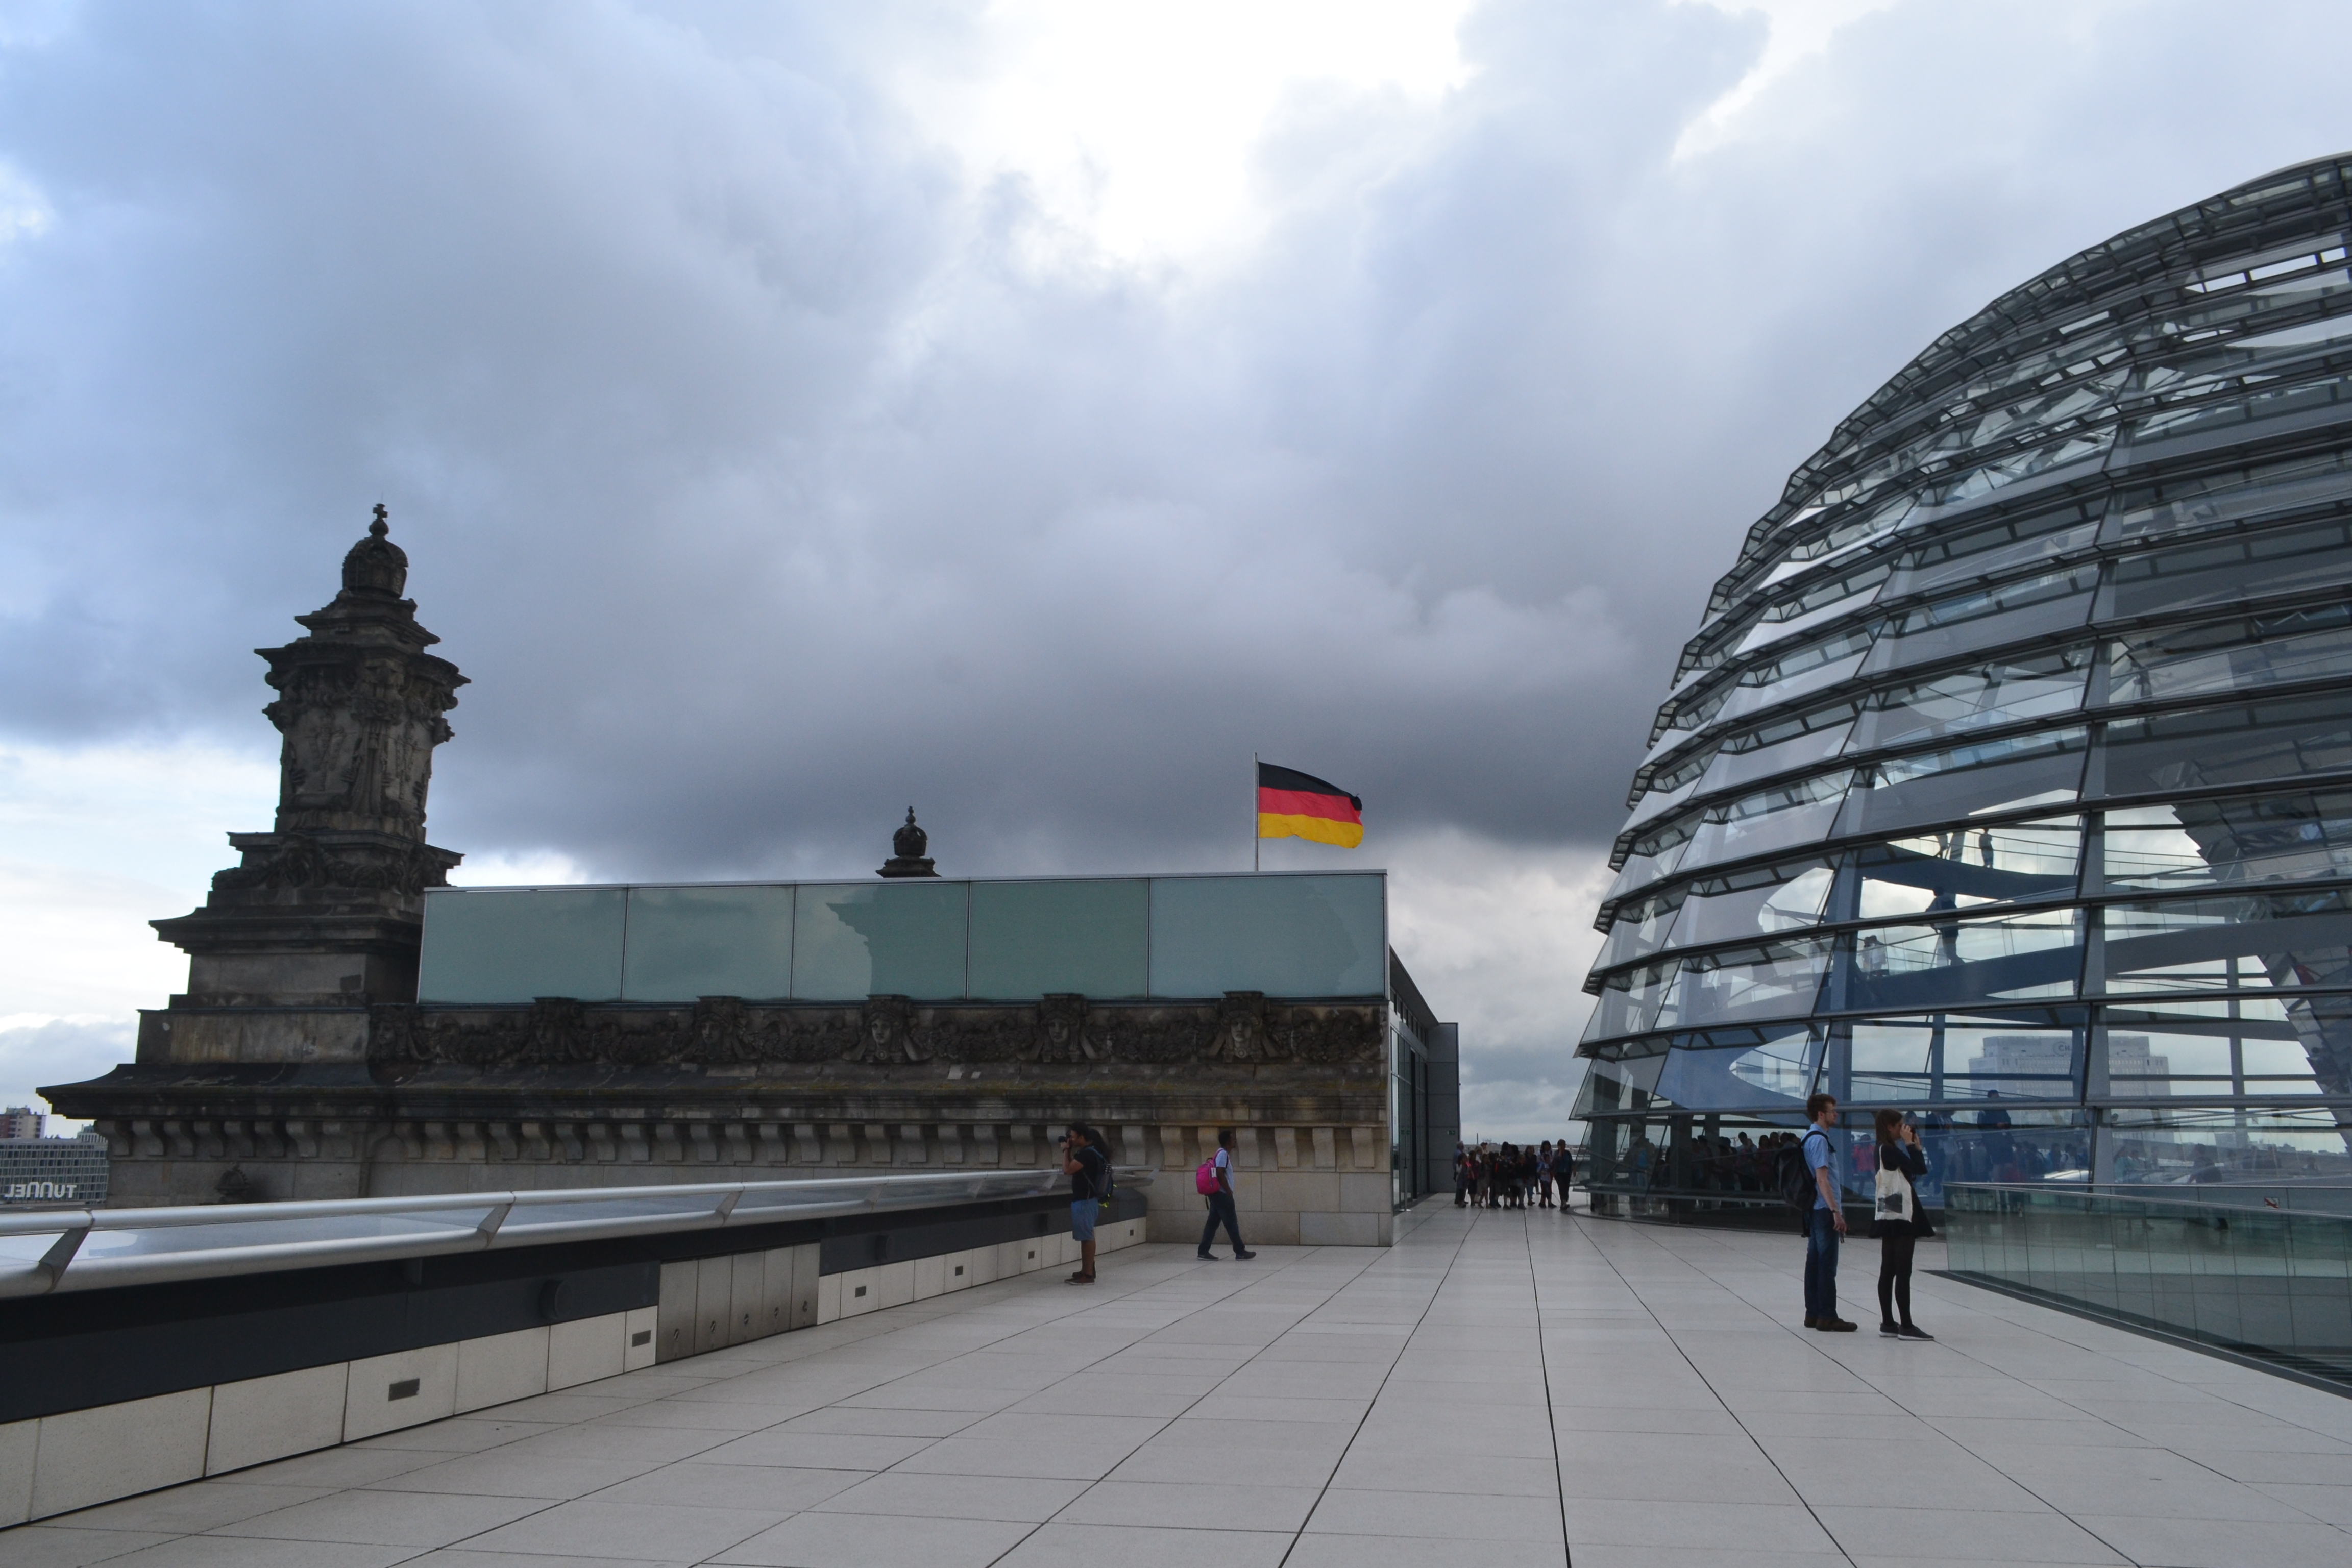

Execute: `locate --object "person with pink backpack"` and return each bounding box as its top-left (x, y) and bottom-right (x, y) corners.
top-left (1195, 1128), bottom-right (1256, 1261)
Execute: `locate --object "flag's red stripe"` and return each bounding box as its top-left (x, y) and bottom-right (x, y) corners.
top-left (1257, 787), bottom-right (1360, 823)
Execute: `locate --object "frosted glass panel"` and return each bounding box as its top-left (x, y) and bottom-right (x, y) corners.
top-left (1149, 874), bottom-right (1384, 997)
top-left (418, 888), bottom-right (625, 1003)
top-left (792, 882), bottom-right (968, 1000)
top-left (621, 885), bottom-right (794, 1001)
top-left (968, 879), bottom-right (1147, 999)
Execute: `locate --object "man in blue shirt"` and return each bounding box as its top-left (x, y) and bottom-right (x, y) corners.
top-left (1803, 1092), bottom-right (1854, 1331)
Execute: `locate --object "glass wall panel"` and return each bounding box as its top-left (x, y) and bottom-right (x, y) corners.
top-left (1853, 819), bottom-right (2081, 917)
top-left (1698, 717), bottom-right (1854, 795)
top-left (620, 885), bottom-right (794, 1002)
top-left (1849, 645), bottom-right (2090, 753)
top-left (2100, 889), bottom-right (2352, 995)
top-left (1602, 840), bottom-right (1690, 911)
top-left (2106, 600), bottom-right (2352, 704)
top-left (2103, 444), bottom-right (2352, 547)
top-left (2100, 515), bottom-right (2352, 620)
top-left (1714, 649), bottom-right (1871, 728)
top-left (1571, 1045), bottom-right (1668, 1117)
top-left (2099, 693), bottom-right (2352, 799)
top-left (1841, 1010), bottom-right (2086, 1104)
top-left (1583, 958), bottom-right (1678, 1043)
top-left (2127, 366), bottom-right (2352, 447)
top-left (1668, 856), bottom-right (1837, 949)
top-left (1848, 908), bottom-right (2082, 1009)
top-left (1835, 729), bottom-right (2087, 839)
top-left (1886, 509), bottom-right (2101, 602)
top-left (1903, 1111), bottom-right (2091, 1195)
top-left (1679, 771), bottom-right (1850, 873)
top-left (1654, 1025), bottom-right (1820, 1109)
top-left (418, 888), bottom-right (626, 1003)
top-left (2103, 1106), bottom-right (2352, 1184)
top-left (1149, 874), bottom-right (1384, 997)
top-left (2103, 791), bottom-right (2352, 892)
top-left (1861, 562), bottom-right (2100, 675)
top-left (791, 882), bottom-right (969, 1000)
top-left (1663, 936), bottom-right (1833, 1029)
top-left (1597, 887), bottom-right (1687, 970)
top-left (2104, 998), bottom-right (2328, 1098)
top-left (966, 879), bottom-right (1148, 999)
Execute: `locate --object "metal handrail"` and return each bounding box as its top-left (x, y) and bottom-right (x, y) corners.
top-left (0, 1167), bottom-right (1153, 1299)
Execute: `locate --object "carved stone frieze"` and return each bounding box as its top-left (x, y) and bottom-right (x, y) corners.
top-left (367, 992), bottom-right (1384, 1075)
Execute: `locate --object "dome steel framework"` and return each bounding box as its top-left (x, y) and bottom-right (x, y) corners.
top-left (1577, 156), bottom-right (2352, 1213)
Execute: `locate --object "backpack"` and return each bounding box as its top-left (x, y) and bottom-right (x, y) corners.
top-left (1777, 1129), bottom-right (1828, 1213)
top-left (1195, 1156), bottom-right (1220, 1196)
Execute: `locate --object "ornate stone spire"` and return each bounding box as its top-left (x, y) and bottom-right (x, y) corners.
top-left (262, 505), bottom-right (464, 841)
top-left (150, 506), bottom-right (467, 1015)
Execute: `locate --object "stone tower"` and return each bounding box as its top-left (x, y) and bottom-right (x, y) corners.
top-left (143, 506), bottom-right (466, 1061)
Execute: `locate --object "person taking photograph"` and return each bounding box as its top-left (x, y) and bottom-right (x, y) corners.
top-left (1872, 1108), bottom-right (1934, 1340)
top-left (1061, 1125), bottom-right (1108, 1284)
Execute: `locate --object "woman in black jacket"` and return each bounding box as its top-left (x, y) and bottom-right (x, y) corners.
top-left (1871, 1108), bottom-right (1935, 1340)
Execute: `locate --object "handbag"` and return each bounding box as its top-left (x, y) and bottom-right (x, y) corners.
top-left (1874, 1160), bottom-right (1913, 1223)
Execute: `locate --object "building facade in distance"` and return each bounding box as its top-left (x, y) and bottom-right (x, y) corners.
top-left (0, 1131), bottom-right (108, 1208)
top-left (44, 513), bottom-right (1455, 1242)
top-left (1579, 155), bottom-right (2352, 1213)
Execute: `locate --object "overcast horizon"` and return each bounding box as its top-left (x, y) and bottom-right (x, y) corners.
top-left (5, 0), bottom-right (2350, 1140)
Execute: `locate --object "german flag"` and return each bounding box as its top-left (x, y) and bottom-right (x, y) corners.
top-left (1257, 762), bottom-right (1363, 848)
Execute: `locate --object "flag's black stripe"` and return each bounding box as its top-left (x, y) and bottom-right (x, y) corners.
top-left (1256, 762), bottom-right (1361, 811)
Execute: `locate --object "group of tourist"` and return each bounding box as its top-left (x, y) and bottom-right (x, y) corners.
top-left (1451, 1139), bottom-right (1575, 1210)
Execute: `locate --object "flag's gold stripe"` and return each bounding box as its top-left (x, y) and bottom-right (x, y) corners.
top-left (1256, 812), bottom-right (1363, 848)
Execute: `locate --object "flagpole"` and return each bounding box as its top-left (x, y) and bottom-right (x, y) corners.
top-left (1252, 752), bottom-right (1259, 873)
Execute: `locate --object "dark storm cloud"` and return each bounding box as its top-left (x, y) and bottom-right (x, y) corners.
top-left (4, 0), bottom-right (2351, 894)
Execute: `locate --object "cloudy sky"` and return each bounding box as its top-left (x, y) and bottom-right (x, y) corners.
top-left (3, 0), bottom-right (2348, 1140)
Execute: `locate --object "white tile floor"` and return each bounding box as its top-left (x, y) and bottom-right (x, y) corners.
top-left (8, 1200), bottom-right (2352, 1567)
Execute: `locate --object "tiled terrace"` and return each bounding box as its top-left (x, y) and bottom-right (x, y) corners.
top-left (5, 1200), bottom-right (2350, 1567)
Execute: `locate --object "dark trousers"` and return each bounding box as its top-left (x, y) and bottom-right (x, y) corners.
top-left (1804, 1207), bottom-right (1841, 1320)
top-left (1201, 1191), bottom-right (1244, 1253)
top-left (1878, 1232), bottom-right (1918, 1326)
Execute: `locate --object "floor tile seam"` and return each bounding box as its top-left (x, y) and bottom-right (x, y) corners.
top-left (1509, 1208), bottom-right (1577, 1566)
top-left (1573, 1211), bottom-right (1862, 1568)
top-left (1264, 1203), bottom-right (1477, 1568)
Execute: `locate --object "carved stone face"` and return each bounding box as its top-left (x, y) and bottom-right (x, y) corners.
top-left (869, 1015), bottom-right (895, 1045)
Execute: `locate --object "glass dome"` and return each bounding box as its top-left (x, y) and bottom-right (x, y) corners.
top-left (1577, 155), bottom-right (2352, 1213)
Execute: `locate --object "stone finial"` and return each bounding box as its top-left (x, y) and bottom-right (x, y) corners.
top-left (880, 807), bottom-right (939, 878)
top-left (894, 808), bottom-right (927, 861)
top-left (341, 503), bottom-right (409, 596)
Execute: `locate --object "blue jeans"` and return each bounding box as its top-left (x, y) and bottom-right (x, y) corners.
top-left (1200, 1191), bottom-right (1244, 1253)
top-left (1070, 1198), bottom-right (1099, 1242)
top-left (1805, 1207), bottom-right (1841, 1320)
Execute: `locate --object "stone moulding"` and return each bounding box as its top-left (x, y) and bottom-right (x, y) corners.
top-left (366, 991), bottom-right (1385, 1077)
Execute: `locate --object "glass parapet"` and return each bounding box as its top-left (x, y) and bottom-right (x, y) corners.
top-left (621, 885), bottom-right (794, 1002)
top-left (416, 887), bottom-right (626, 1004)
top-left (1942, 1182), bottom-right (2352, 1387)
top-left (421, 872), bottom-right (1386, 1003)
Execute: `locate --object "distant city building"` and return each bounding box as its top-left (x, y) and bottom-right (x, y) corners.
top-left (1580, 154), bottom-right (2352, 1208)
top-left (0, 1106), bottom-right (42, 1140)
top-left (0, 1131), bottom-right (108, 1206)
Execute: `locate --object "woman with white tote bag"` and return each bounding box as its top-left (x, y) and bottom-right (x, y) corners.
top-left (1871, 1108), bottom-right (1935, 1340)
